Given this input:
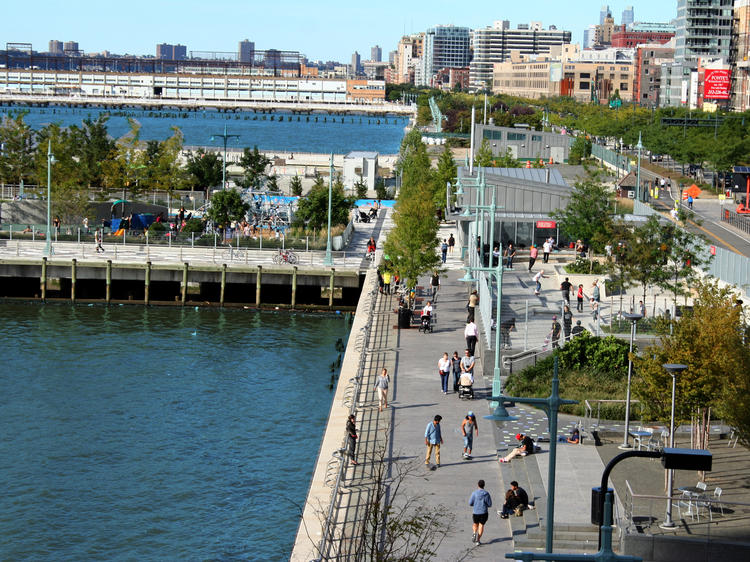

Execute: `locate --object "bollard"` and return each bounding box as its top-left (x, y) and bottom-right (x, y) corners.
top-left (220, 263), bottom-right (227, 306)
top-left (256, 265), bottom-right (262, 306)
top-left (291, 266), bottom-right (298, 309)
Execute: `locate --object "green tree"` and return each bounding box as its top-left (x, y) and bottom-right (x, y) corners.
top-left (494, 147), bottom-right (522, 168)
top-left (185, 149), bottom-right (223, 196)
top-left (568, 136), bottom-right (591, 165)
top-left (653, 223), bottom-right (711, 312)
top-left (375, 178), bottom-right (389, 200)
top-left (289, 175), bottom-right (303, 196)
top-left (206, 189), bottom-right (249, 228)
top-left (294, 177), bottom-right (353, 229)
top-left (69, 116), bottom-right (115, 187)
top-left (148, 127), bottom-right (187, 195)
top-left (550, 175), bottom-right (614, 254)
top-left (634, 280), bottom-right (750, 450)
top-left (0, 112), bottom-right (36, 184)
top-left (474, 139), bottom-right (494, 168)
top-left (434, 145), bottom-right (457, 207)
top-left (384, 181), bottom-right (441, 288)
top-left (354, 178), bottom-right (368, 199)
top-left (238, 146), bottom-right (272, 190)
top-left (628, 215), bottom-right (673, 306)
top-left (100, 119), bottom-right (147, 199)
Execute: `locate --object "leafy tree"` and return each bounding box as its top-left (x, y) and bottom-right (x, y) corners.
top-left (354, 178), bottom-right (368, 199)
top-left (384, 181), bottom-right (441, 288)
top-left (185, 149), bottom-right (223, 196)
top-left (474, 139), bottom-right (494, 168)
top-left (493, 147), bottom-right (522, 168)
top-left (100, 119), bottom-right (147, 199)
top-left (0, 112), bottom-right (36, 184)
top-left (634, 280), bottom-right (750, 450)
top-left (628, 215), bottom-right (673, 306)
top-left (147, 127), bottom-right (187, 194)
top-left (206, 189), bottom-right (249, 228)
top-left (374, 178), bottom-right (389, 200)
top-left (238, 145), bottom-right (272, 190)
top-left (434, 145), bottom-right (457, 207)
top-left (293, 176), bottom-right (353, 229)
top-left (550, 175), bottom-right (614, 254)
top-left (605, 219), bottom-right (637, 317)
top-left (289, 175), bottom-right (303, 196)
top-left (266, 173), bottom-right (279, 192)
top-left (568, 136), bottom-right (591, 165)
top-left (69, 116), bottom-right (115, 187)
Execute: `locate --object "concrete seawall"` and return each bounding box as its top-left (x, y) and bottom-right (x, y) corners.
top-left (289, 269), bottom-right (378, 561)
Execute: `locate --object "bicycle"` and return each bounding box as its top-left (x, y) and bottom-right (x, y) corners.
top-left (272, 249), bottom-right (298, 265)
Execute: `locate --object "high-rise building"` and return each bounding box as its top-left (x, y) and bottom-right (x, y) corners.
top-left (730, 0), bottom-right (750, 111)
top-left (393, 34), bottom-right (424, 84)
top-left (622, 6), bottom-right (635, 27)
top-left (388, 50), bottom-right (397, 65)
top-left (470, 21), bottom-right (571, 89)
top-left (661, 0), bottom-right (733, 107)
top-left (600, 5), bottom-right (610, 26)
top-left (583, 25), bottom-right (598, 48)
top-left (48, 40), bottom-right (63, 55)
top-left (63, 41), bottom-right (79, 54)
top-left (156, 43), bottom-right (187, 60)
top-left (371, 45), bottom-right (382, 62)
top-left (595, 13), bottom-right (616, 46)
top-left (418, 25), bottom-right (471, 87)
top-left (239, 39), bottom-right (255, 63)
top-left (351, 51), bottom-right (361, 76)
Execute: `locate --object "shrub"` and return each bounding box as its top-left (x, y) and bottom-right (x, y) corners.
top-left (564, 258), bottom-right (607, 275)
top-left (148, 221), bottom-right (167, 234)
top-left (182, 218), bottom-right (204, 234)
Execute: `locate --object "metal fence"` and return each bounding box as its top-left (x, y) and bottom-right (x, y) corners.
top-left (592, 143), bottom-right (632, 175)
top-left (720, 209), bottom-right (750, 236)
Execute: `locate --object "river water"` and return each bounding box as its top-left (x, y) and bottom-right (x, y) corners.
top-left (0, 105), bottom-right (408, 154)
top-left (0, 303), bottom-right (350, 560)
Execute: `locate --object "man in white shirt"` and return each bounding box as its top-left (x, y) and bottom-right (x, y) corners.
top-left (464, 320), bottom-right (478, 355)
top-left (542, 239), bottom-right (552, 263)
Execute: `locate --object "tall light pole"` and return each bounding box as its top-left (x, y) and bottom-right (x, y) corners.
top-left (660, 363), bottom-right (688, 529)
top-left (635, 131), bottom-right (643, 202)
top-left (210, 124), bottom-right (240, 190)
top-left (322, 153), bottom-right (334, 266)
top-left (46, 140), bottom-right (54, 257)
top-left (619, 312), bottom-right (643, 449)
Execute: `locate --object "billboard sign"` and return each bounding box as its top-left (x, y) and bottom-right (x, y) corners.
top-left (536, 221), bottom-right (556, 229)
top-left (704, 69), bottom-right (731, 100)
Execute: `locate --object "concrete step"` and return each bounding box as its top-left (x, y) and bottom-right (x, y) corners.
top-left (513, 538), bottom-right (599, 552)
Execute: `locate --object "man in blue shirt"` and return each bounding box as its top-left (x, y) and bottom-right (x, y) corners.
top-left (469, 479), bottom-right (493, 545)
top-left (424, 415), bottom-right (443, 467)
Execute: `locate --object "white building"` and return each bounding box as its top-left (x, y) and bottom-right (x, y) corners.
top-left (418, 25), bottom-right (471, 87)
top-left (343, 151), bottom-right (378, 192)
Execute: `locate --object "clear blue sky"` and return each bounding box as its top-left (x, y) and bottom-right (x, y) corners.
top-left (1, 1), bottom-right (676, 63)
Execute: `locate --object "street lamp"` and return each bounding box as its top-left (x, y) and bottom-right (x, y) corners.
top-left (210, 124), bottom-right (240, 191)
top-left (660, 363), bottom-right (688, 529)
top-left (322, 153), bottom-right (334, 266)
top-left (46, 140), bottom-right (55, 257)
top-left (635, 131), bottom-right (643, 202)
top-left (619, 312), bottom-right (643, 449)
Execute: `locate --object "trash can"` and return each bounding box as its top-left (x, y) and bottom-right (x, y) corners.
top-left (398, 307), bottom-right (412, 329)
top-left (591, 486), bottom-right (615, 525)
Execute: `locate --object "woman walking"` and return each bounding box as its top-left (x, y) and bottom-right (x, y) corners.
top-left (461, 412), bottom-right (479, 459)
top-left (374, 368), bottom-right (390, 412)
top-left (451, 351), bottom-right (462, 392)
top-left (438, 352), bottom-right (452, 394)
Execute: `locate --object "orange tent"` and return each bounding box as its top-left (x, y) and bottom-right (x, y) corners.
top-left (683, 184), bottom-right (702, 199)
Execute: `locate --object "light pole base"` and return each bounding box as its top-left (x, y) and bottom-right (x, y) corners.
top-left (617, 443), bottom-right (633, 450)
top-left (484, 400), bottom-right (517, 422)
top-left (659, 521), bottom-right (677, 530)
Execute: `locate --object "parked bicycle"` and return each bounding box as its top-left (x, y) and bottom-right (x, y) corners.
top-left (272, 249), bottom-right (298, 265)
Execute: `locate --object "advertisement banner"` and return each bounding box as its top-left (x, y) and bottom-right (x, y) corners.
top-left (704, 69), bottom-right (731, 100)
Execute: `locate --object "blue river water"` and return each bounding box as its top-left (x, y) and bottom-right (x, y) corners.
top-left (0, 105), bottom-right (408, 154)
top-left (0, 303), bottom-right (350, 560)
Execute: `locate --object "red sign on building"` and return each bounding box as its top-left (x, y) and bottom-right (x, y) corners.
top-left (704, 69), bottom-right (731, 100)
top-left (536, 221), bottom-right (556, 229)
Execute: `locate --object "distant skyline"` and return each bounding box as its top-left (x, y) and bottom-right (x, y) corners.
top-left (1, 1), bottom-right (676, 63)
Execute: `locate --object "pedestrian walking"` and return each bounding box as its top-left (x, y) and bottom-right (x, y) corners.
top-left (448, 233), bottom-right (455, 253)
top-left (438, 352), bottom-right (452, 394)
top-left (551, 316), bottom-right (561, 348)
top-left (504, 242), bottom-right (516, 269)
top-left (460, 348), bottom-right (475, 380)
top-left (562, 305), bottom-right (573, 341)
top-left (528, 244), bottom-right (538, 271)
top-left (430, 271), bottom-right (440, 301)
top-left (467, 290), bottom-right (478, 322)
top-left (462, 412), bottom-right (479, 458)
top-left (346, 414), bottom-right (358, 465)
top-left (592, 280), bottom-right (600, 304)
top-left (576, 284), bottom-right (584, 312)
top-left (94, 228), bottom-right (105, 253)
top-left (424, 415), bottom-right (443, 467)
top-left (382, 269), bottom-right (392, 295)
top-left (440, 239), bottom-right (448, 263)
top-left (560, 277), bottom-right (572, 306)
top-left (469, 480), bottom-right (492, 545)
top-left (639, 300), bottom-right (646, 317)
top-left (591, 299), bottom-right (599, 321)
top-left (687, 195), bottom-right (694, 209)
top-left (451, 350), bottom-right (462, 392)
top-left (500, 317), bottom-right (516, 349)
top-left (373, 368), bottom-right (390, 412)
top-left (542, 238), bottom-right (552, 263)
top-left (532, 269), bottom-right (547, 296)
top-left (464, 320), bottom-right (478, 356)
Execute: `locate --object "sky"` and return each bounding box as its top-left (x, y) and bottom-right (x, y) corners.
top-left (1, 1), bottom-right (677, 63)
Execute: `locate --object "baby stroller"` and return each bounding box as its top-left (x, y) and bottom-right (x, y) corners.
top-left (358, 210), bottom-right (371, 223)
top-left (418, 313), bottom-right (432, 333)
top-left (458, 373), bottom-right (474, 399)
